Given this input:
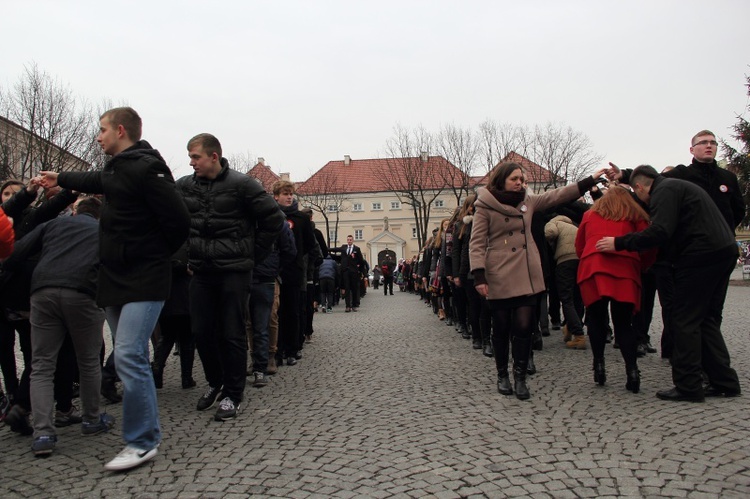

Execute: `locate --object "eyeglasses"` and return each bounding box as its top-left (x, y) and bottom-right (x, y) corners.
top-left (693, 140), bottom-right (718, 147)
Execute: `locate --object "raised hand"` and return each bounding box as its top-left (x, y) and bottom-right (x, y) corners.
top-left (606, 162), bottom-right (622, 182)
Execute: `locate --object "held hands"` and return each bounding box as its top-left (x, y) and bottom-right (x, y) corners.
top-left (606, 162), bottom-right (623, 182)
top-left (595, 237), bottom-right (616, 252)
top-left (590, 167), bottom-right (608, 181)
top-left (38, 171), bottom-right (60, 189)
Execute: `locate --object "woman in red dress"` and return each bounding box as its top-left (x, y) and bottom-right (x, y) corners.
top-left (576, 186), bottom-right (655, 393)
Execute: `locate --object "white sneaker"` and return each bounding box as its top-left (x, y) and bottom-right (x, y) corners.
top-left (104, 445), bottom-right (158, 471)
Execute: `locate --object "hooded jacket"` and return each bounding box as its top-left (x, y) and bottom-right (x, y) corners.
top-left (57, 141), bottom-right (190, 307)
top-left (177, 158), bottom-right (285, 273)
top-left (544, 215), bottom-right (579, 264)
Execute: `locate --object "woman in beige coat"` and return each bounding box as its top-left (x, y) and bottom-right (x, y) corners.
top-left (470, 162), bottom-right (605, 400)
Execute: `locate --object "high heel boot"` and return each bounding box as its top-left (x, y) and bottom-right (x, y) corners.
top-left (513, 365), bottom-right (530, 400)
top-left (625, 365), bottom-right (640, 393)
top-left (594, 358), bottom-right (606, 386)
top-left (512, 335), bottom-right (531, 400)
top-left (527, 351), bottom-right (537, 375)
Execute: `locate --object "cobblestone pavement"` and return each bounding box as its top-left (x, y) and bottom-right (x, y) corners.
top-left (2, 280), bottom-right (749, 498)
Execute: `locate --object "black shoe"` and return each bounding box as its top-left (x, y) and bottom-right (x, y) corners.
top-left (5, 404), bottom-right (33, 435)
top-left (636, 344), bottom-right (647, 358)
top-left (295, 351), bottom-right (303, 360)
top-left (461, 331), bottom-right (471, 340)
top-left (286, 357), bottom-right (298, 366)
top-left (513, 375), bottom-right (530, 400)
top-left (101, 382), bottom-right (122, 403)
top-left (196, 385), bottom-right (223, 411)
top-left (483, 344), bottom-right (494, 358)
top-left (656, 387), bottom-right (705, 403)
top-left (182, 377), bottom-right (197, 389)
top-left (704, 385), bottom-right (741, 398)
top-left (594, 358), bottom-right (606, 386)
top-left (541, 328), bottom-right (550, 337)
top-left (645, 342), bottom-right (657, 354)
top-left (472, 340), bottom-right (483, 350)
top-left (497, 374), bottom-right (513, 396)
top-left (527, 356), bottom-right (537, 375)
top-left (625, 366), bottom-right (640, 393)
top-left (445, 318), bottom-right (453, 326)
top-left (152, 367), bottom-right (163, 389)
top-left (551, 322), bottom-right (561, 330)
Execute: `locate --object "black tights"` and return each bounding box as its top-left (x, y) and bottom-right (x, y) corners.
top-left (491, 305), bottom-right (535, 372)
top-left (587, 299), bottom-right (637, 368)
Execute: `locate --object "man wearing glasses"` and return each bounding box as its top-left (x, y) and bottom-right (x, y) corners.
top-left (608, 129), bottom-right (745, 233)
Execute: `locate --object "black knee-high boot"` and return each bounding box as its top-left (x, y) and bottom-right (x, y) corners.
top-left (493, 328), bottom-right (512, 395)
top-left (179, 337), bottom-right (196, 389)
top-left (512, 335), bottom-right (531, 400)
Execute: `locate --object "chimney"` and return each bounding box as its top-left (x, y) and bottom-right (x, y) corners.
top-left (280, 172), bottom-right (290, 181)
top-left (257, 157), bottom-right (265, 166)
top-left (420, 151), bottom-right (428, 163)
top-left (344, 155), bottom-right (351, 166)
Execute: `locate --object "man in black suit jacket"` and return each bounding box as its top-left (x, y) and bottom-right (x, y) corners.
top-left (330, 235), bottom-right (364, 311)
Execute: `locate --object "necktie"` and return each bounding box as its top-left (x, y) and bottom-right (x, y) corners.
top-left (348, 246), bottom-right (352, 255)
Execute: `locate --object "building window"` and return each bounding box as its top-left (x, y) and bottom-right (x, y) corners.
top-left (412, 227), bottom-right (418, 238)
top-left (354, 229), bottom-right (363, 240)
top-left (434, 199), bottom-right (444, 208)
top-left (390, 201), bottom-right (401, 210)
top-left (327, 205), bottom-right (338, 212)
top-left (329, 229), bottom-right (337, 243)
top-left (352, 202), bottom-right (363, 212)
top-left (372, 202), bottom-right (382, 211)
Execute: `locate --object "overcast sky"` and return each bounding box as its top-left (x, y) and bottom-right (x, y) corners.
top-left (2, 1), bottom-right (749, 181)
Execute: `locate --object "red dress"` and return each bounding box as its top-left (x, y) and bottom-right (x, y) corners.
top-left (575, 211), bottom-right (654, 311)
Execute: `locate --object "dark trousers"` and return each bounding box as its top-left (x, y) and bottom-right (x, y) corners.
top-left (465, 282), bottom-right (490, 344)
top-left (320, 278), bottom-right (335, 309)
top-left (278, 282), bottom-right (301, 358)
top-left (383, 276), bottom-right (393, 295)
top-left (452, 282), bottom-right (468, 331)
top-left (154, 314), bottom-right (195, 381)
top-left (555, 260), bottom-right (584, 335)
top-left (342, 270), bottom-right (360, 308)
top-left (191, 271), bottom-right (250, 403)
top-left (670, 257), bottom-right (740, 394)
top-left (248, 282), bottom-right (274, 373)
top-left (655, 266), bottom-right (675, 358)
top-left (634, 271), bottom-right (657, 345)
top-left (587, 299), bottom-right (637, 368)
top-left (0, 317), bottom-right (30, 405)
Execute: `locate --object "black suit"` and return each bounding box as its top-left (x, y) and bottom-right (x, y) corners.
top-left (331, 245), bottom-right (364, 308)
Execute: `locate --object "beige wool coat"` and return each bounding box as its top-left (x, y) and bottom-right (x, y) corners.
top-left (469, 183), bottom-right (583, 300)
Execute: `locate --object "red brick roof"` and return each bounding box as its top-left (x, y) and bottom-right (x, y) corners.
top-left (297, 156), bottom-right (467, 195)
top-left (474, 152), bottom-right (563, 186)
top-left (246, 162), bottom-right (280, 193)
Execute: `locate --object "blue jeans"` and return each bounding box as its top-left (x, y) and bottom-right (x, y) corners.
top-left (249, 282), bottom-right (274, 373)
top-left (106, 301), bottom-right (164, 451)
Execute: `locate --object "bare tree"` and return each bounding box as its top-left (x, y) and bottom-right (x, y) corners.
top-left (379, 124), bottom-right (444, 249)
top-left (297, 169), bottom-right (351, 246)
top-left (0, 63), bottom-right (99, 180)
top-left (527, 122), bottom-right (603, 190)
top-left (225, 150), bottom-right (257, 174)
top-left (476, 120), bottom-right (531, 175)
top-left (435, 123), bottom-right (477, 206)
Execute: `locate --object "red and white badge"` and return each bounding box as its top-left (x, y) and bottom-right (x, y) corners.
top-left (720, 185), bottom-right (728, 193)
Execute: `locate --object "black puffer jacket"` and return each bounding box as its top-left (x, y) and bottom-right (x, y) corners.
top-left (57, 141), bottom-right (190, 307)
top-left (177, 159), bottom-right (285, 273)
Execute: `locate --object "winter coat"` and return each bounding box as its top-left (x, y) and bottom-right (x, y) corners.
top-left (615, 176), bottom-right (738, 268)
top-left (319, 256), bottom-right (338, 281)
top-left (575, 211), bottom-right (653, 309)
top-left (451, 215), bottom-right (473, 282)
top-left (469, 179), bottom-right (594, 301)
top-left (177, 159), bottom-right (285, 273)
top-left (622, 158), bottom-right (744, 232)
top-left (544, 215), bottom-right (579, 264)
top-left (57, 141), bottom-right (190, 307)
top-left (253, 222), bottom-right (297, 284)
